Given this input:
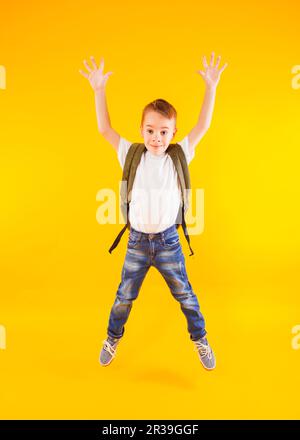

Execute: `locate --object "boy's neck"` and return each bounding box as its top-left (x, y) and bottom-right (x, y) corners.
top-left (146, 150), bottom-right (165, 158)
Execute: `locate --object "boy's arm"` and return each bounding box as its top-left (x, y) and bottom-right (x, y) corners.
top-left (187, 52), bottom-right (228, 156)
top-left (187, 85), bottom-right (216, 154)
top-left (95, 88), bottom-right (120, 152)
top-left (79, 56), bottom-right (120, 152)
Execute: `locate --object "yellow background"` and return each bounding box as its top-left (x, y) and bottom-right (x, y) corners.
top-left (1, 0), bottom-right (300, 419)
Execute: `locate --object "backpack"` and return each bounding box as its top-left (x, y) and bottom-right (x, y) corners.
top-left (108, 142), bottom-right (194, 256)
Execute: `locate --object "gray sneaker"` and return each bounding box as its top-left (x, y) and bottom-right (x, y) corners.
top-left (99, 336), bottom-right (121, 366)
top-left (194, 337), bottom-right (216, 370)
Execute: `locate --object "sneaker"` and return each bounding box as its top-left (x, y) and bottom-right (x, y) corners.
top-left (194, 337), bottom-right (216, 370)
top-left (99, 336), bottom-right (121, 366)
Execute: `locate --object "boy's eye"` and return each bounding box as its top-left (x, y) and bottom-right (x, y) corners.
top-left (147, 129), bottom-right (167, 135)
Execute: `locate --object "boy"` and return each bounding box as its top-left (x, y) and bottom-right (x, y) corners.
top-left (79, 52), bottom-right (227, 370)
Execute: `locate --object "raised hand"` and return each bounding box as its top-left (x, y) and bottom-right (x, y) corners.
top-left (196, 52), bottom-right (228, 89)
top-left (79, 56), bottom-right (113, 91)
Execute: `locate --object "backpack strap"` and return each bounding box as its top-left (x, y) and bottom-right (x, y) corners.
top-left (180, 204), bottom-right (194, 256)
top-left (167, 143), bottom-right (191, 210)
top-left (127, 144), bottom-right (146, 205)
top-left (119, 143), bottom-right (143, 227)
top-left (167, 143), bottom-right (194, 256)
top-left (108, 204), bottom-right (129, 254)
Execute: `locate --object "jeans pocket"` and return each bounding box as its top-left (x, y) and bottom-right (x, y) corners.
top-left (162, 234), bottom-right (180, 248)
top-left (128, 233), bottom-right (138, 248)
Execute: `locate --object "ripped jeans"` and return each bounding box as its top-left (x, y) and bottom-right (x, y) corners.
top-left (106, 224), bottom-right (207, 342)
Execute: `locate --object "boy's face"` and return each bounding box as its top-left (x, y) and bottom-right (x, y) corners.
top-left (140, 111), bottom-right (177, 156)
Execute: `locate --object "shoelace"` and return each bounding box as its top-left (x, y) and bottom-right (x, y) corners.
top-left (103, 340), bottom-right (117, 357)
top-left (194, 340), bottom-right (212, 360)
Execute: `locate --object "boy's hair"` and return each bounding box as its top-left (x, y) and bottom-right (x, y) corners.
top-left (141, 99), bottom-right (177, 127)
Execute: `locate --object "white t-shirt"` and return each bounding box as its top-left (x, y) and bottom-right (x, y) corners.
top-left (117, 136), bottom-right (194, 233)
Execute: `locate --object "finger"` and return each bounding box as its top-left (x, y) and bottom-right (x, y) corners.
top-left (90, 56), bottom-right (98, 70)
top-left (215, 55), bottom-right (221, 69)
top-left (104, 72), bottom-right (113, 80)
top-left (202, 55), bottom-right (208, 69)
top-left (197, 70), bottom-right (205, 78)
top-left (79, 69), bottom-right (89, 78)
top-left (99, 57), bottom-right (104, 72)
top-left (83, 60), bottom-right (92, 72)
top-left (219, 62), bottom-right (228, 73)
top-left (210, 51), bottom-right (215, 67)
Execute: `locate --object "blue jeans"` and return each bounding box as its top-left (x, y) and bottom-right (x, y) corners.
top-left (107, 224), bottom-right (207, 342)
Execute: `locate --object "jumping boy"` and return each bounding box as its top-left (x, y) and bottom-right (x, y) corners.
top-left (79, 52), bottom-right (228, 370)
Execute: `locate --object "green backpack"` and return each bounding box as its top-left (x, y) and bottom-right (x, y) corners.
top-left (108, 142), bottom-right (194, 256)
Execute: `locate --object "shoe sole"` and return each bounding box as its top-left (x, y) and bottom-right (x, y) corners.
top-left (100, 360), bottom-right (114, 366)
top-left (199, 358), bottom-right (216, 370)
top-left (99, 354), bottom-right (116, 366)
top-left (197, 349), bottom-right (216, 370)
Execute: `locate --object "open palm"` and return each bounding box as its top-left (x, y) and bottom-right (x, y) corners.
top-left (79, 57), bottom-right (113, 91)
top-left (197, 52), bottom-right (228, 88)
